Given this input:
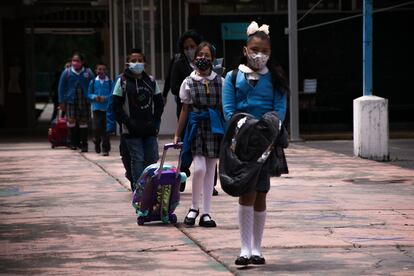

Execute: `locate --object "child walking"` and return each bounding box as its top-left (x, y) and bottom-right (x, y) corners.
top-left (112, 49), bottom-right (164, 190)
top-left (222, 22), bottom-right (289, 265)
top-left (88, 62), bottom-right (113, 156)
top-left (58, 52), bottom-right (94, 152)
top-left (174, 42), bottom-right (224, 228)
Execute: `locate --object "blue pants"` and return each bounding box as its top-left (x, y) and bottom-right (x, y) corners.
top-left (124, 136), bottom-right (159, 186)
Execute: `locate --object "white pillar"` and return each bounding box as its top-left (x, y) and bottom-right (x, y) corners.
top-left (353, 96), bottom-right (389, 161)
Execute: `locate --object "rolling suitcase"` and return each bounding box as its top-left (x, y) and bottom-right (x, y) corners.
top-left (132, 143), bottom-right (186, 225)
top-left (48, 110), bottom-right (68, 148)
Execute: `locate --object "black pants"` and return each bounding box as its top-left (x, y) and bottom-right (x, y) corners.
top-left (93, 110), bottom-right (110, 152)
top-left (120, 134), bottom-right (133, 189)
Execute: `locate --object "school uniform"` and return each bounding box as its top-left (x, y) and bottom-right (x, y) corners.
top-left (222, 63), bottom-right (288, 263)
top-left (222, 64), bottom-right (287, 193)
top-left (58, 66), bottom-right (94, 151)
top-left (87, 76), bottom-right (113, 154)
top-left (180, 71), bottom-right (224, 159)
top-left (112, 69), bottom-right (164, 189)
top-left (179, 70), bottom-right (224, 227)
top-left (58, 66), bottom-right (94, 124)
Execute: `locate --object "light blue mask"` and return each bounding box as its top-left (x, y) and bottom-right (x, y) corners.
top-left (129, 62), bottom-right (145, 74)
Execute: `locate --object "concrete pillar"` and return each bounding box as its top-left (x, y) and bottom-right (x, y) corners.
top-left (353, 96), bottom-right (389, 161)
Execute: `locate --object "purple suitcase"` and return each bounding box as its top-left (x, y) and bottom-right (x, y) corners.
top-left (132, 143), bottom-right (185, 225)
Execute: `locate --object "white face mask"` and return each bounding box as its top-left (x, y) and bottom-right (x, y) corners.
top-left (184, 48), bottom-right (196, 61)
top-left (247, 52), bottom-right (269, 70)
top-left (129, 62), bottom-right (145, 74)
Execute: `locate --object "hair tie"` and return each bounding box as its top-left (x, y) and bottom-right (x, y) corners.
top-left (246, 21), bottom-right (270, 36)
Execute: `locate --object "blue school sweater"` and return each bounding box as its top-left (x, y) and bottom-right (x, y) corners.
top-left (87, 76), bottom-right (113, 112)
top-left (58, 67), bottom-right (94, 104)
top-left (222, 70), bottom-right (287, 122)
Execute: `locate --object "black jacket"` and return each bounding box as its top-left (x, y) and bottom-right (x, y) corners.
top-left (219, 111), bottom-right (288, 197)
top-left (113, 69), bottom-right (164, 137)
top-left (170, 55), bottom-right (193, 96)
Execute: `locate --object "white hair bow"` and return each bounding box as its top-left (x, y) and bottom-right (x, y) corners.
top-left (246, 21), bottom-right (270, 36)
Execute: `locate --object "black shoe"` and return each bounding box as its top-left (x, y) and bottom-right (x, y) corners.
top-left (183, 208), bottom-right (199, 226)
top-left (250, 255), bottom-right (265, 265)
top-left (70, 145), bottom-right (77, 150)
top-left (199, 214), bottom-right (216, 227)
top-left (181, 166), bottom-right (191, 178)
top-left (102, 151), bottom-right (109, 156)
top-left (212, 188), bottom-right (218, 196)
top-left (94, 142), bottom-right (101, 154)
top-left (80, 144), bottom-right (88, 153)
top-left (179, 181), bottom-right (186, 192)
top-left (235, 256), bottom-right (250, 266)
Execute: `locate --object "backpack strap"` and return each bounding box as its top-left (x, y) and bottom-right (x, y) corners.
top-left (231, 68), bottom-right (238, 88)
top-left (91, 78), bottom-right (96, 94)
top-left (120, 74), bottom-right (127, 96)
top-left (65, 68), bottom-right (70, 81)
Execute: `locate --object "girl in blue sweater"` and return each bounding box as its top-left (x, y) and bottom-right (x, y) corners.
top-left (222, 22), bottom-right (289, 266)
top-left (58, 52), bottom-right (94, 152)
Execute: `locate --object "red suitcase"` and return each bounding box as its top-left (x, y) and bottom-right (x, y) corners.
top-left (48, 111), bottom-right (68, 148)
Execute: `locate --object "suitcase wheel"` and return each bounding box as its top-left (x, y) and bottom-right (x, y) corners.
top-left (169, 214), bottom-right (177, 224)
top-left (137, 217), bottom-right (145, 226)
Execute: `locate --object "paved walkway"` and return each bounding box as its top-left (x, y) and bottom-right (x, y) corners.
top-left (1, 137), bottom-right (413, 275)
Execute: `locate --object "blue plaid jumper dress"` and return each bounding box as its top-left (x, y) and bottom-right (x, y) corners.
top-left (186, 75), bottom-right (223, 158)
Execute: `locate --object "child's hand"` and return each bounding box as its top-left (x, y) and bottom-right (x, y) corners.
top-left (173, 135), bottom-right (181, 145)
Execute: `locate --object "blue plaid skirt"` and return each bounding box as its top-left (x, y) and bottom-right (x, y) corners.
top-left (66, 88), bottom-right (90, 123)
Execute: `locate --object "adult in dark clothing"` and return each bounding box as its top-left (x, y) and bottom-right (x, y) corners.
top-left (170, 30), bottom-right (203, 119)
top-left (162, 53), bottom-right (180, 104)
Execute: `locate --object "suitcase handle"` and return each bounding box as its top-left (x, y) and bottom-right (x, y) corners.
top-left (56, 107), bottom-right (65, 119)
top-left (163, 143), bottom-right (183, 150)
top-left (157, 142), bottom-right (183, 179)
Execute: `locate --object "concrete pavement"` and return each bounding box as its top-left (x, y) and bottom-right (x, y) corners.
top-left (1, 136), bottom-right (414, 275)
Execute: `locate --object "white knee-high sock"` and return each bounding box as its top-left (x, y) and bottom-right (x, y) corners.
top-left (190, 155), bottom-right (206, 216)
top-left (202, 158), bottom-right (217, 217)
top-left (252, 210), bottom-right (266, 256)
top-left (238, 204), bottom-right (254, 258)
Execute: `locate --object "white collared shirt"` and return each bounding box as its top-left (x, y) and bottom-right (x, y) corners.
top-left (238, 64), bottom-right (269, 81)
top-left (95, 75), bottom-right (109, 84)
top-left (71, 66), bottom-right (85, 75)
top-left (179, 70), bottom-right (224, 104)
